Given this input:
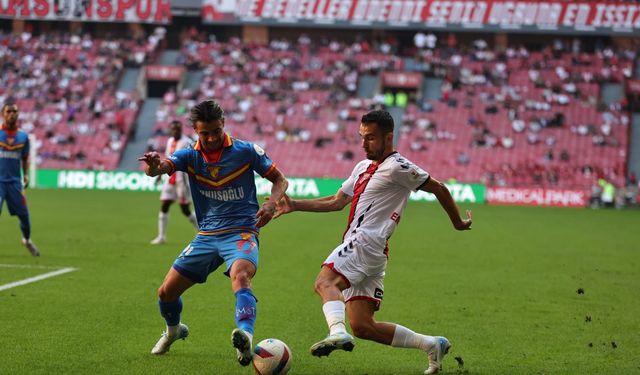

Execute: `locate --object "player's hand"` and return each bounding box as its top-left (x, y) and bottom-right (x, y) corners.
top-left (271, 194), bottom-right (294, 219)
top-left (23, 175), bottom-right (29, 189)
top-left (255, 201), bottom-right (276, 228)
top-left (138, 151), bottom-right (161, 166)
top-left (454, 209), bottom-right (472, 231)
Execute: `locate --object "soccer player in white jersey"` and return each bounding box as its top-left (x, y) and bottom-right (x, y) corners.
top-left (150, 120), bottom-right (199, 244)
top-left (273, 110), bottom-right (472, 374)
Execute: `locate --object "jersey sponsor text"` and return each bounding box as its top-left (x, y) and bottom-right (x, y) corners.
top-left (199, 186), bottom-right (245, 201)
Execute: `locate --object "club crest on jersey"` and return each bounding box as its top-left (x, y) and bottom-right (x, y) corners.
top-left (207, 166), bottom-right (220, 178)
top-left (409, 169), bottom-right (420, 181)
top-left (7, 138), bottom-right (14, 145)
top-left (253, 143), bottom-right (265, 156)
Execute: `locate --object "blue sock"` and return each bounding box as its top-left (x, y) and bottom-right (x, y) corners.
top-left (159, 298), bottom-right (183, 326)
top-left (18, 214), bottom-right (31, 240)
top-left (235, 288), bottom-right (257, 334)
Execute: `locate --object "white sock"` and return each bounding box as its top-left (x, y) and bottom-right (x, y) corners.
top-left (322, 301), bottom-right (347, 335)
top-left (158, 212), bottom-right (168, 238)
top-left (188, 212), bottom-right (198, 231)
top-left (166, 324), bottom-right (179, 337)
top-left (391, 324), bottom-right (436, 351)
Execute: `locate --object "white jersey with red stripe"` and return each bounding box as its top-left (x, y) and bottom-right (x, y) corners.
top-left (340, 152), bottom-right (430, 251)
top-left (165, 136), bottom-right (193, 184)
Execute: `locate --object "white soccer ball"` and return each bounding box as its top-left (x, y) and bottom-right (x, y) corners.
top-left (253, 338), bottom-right (292, 375)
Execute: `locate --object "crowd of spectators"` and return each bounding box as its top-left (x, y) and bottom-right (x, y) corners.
top-left (147, 33), bottom-right (636, 191)
top-left (1, 27), bottom-right (636, 194)
top-left (0, 30), bottom-right (161, 170)
top-left (147, 32), bottom-right (400, 177)
top-left (399, 36), bottom-right (636, 190)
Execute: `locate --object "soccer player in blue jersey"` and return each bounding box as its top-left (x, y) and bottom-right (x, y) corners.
top-left (138, 100), bottom-right (288, 366)
top-left (0, 103), bottom-right (40, 256)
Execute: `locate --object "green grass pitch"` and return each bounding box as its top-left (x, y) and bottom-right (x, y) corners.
top-left (1, 189), bottom-right (638, 374)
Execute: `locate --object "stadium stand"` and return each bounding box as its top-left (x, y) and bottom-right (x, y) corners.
top-left (145, 35), bottom-right (633, 189)
top-left (0, 24), bottom-right (635, 191)
top-left (0, 31), bottom-right (160, 170)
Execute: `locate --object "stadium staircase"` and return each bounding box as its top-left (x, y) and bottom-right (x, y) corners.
top-left (601, 83), bottom-right (624, 106)
top-left (184, 70), bottom-right (204, 91)
top-left (402, 57), bottom-right (419, 72)
top-left (357, 75), bottom-right (379, 98)
top-left (388, 106), bottom-right (405, 147)
top-left (118, 68), bottom-right (141, 91)
top-left (117, 98), bottom-right (163, 170)
top-left (159, 50), bottom-right (181, 65)
top-left (422, 77), bottom-right (444, 101)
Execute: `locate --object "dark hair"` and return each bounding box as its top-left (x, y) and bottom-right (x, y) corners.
top-left (361, 110), bottom-right (394, 134)
top-left (2, 101), bottom-right (17, 111)
top-left (190, 100), bottom-right (224, 123)
top-left (169, 120), bottom-right (182, 128)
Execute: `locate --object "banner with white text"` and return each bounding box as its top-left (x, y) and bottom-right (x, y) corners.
top-left (486, 187), bottom-right (588, 207)
top-left (0, 0), bottom-right (172, 24)
top-left (34, 169), bottom-right (485, 203)
top-left (203, 0), bottom-right (640, 34)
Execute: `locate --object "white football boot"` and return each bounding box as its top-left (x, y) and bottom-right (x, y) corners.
top-left (22, 239), bottom-right (40, 257)
top-left (231, 328), bottom-right (253, 366)
top-left (151, 323), bottom-right (189, 354)
top-left (425, 336), bottom-right (451, 374)
top-left (150, 236), bottom-right (166, 245)
top-left (310, 332), bottom-right (355, 357)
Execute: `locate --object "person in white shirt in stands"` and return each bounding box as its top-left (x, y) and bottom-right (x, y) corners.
top-left (273, 110), bottom-right (472, 374)
top-left (150, 120), bottom-right (198, 244)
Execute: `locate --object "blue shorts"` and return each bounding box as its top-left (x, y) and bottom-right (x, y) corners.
top-left (173, 230), bottom-right (259, 283)
top-left (0, 182), bottom-right (28, 216)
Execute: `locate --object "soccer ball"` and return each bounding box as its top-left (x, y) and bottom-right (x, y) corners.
top-left (253, 338), bottom-right (292, 375)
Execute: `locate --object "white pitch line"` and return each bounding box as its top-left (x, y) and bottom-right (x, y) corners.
top-left (0, 264), bottom-right (61, 269)
top-left (0, 267), bottom-right (77, 292)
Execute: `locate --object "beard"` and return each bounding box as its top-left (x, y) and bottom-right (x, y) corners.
top-left (365, 140), bottom-right (387, 160)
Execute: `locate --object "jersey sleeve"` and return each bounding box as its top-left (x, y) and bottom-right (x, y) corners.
top-left (167, 148), bottom-right (191, 173)
top-left (249, 143), bottom-right (275, 177)
top-left (22, 134), bottom-right (30, 159)
top-left (392, 157), bottom-right (430, 191)
top-left (340, 161), bottom-right (365, 196)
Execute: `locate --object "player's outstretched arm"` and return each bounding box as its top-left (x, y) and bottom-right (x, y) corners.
top-left (138, 151), bottom-right (174, 177)
top-left (273, 189), bottom-right (351, 219)
top-left (256, 168), bottom-right (288, 228)
top-left (420, 177), bottom-right (472, 231)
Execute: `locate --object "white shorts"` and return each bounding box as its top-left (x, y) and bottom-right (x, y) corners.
top-left (160, 180), bottom-right (191, 205)
top-left (323, 232), bottom-right (387, 310)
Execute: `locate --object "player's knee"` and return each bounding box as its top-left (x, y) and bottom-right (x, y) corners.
top-left (157, 286), bottom-right (168, 301)
top-left (313, 277), bottom-right (331, 295)
top-left (157, 285), bottom-right (175, 302)
top-left (232, 269), bottom-right (252, 286)
top-left (160, 201), bottom-right (171, 213)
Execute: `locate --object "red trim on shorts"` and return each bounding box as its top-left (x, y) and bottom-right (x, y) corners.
top-left (322, 262), bottom-right (351, 288)
top-left (346, 296), bottom-right (381, 311)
